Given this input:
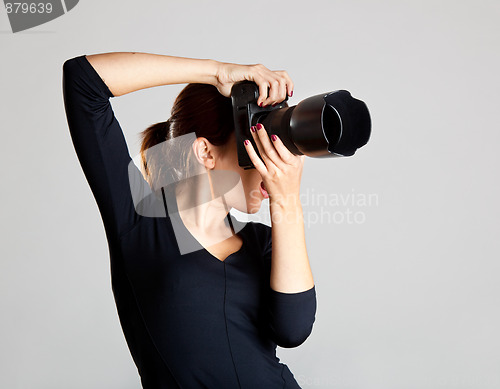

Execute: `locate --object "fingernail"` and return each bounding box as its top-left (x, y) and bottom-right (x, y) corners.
top-left (256, 123), bottom-right (263, 130)
top-left (290, 90), bottom-right (293, 97)
top-left (250, 126), bottom-right (256, 133)
top-left (271, 134), bottom-right (277, 142)
top-left (244, 139), bottom-right (250, 145)
top-left (272, 103), bottom-right (277, 107)
top-left (259, 102), bottom-right (263, 107)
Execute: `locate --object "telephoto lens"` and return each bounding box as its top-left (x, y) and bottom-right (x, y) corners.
top-left (231, 81), bottom-right (371, 169)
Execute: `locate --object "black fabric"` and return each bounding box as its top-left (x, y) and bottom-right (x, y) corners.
top-left (62, 54), bottom-right (317, 389)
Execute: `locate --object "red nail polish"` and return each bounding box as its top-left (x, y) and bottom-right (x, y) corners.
top-left (250, 126), bottom-right (256, 132)
top-left (256, 123), bottom-right (263, 130)
top-left (290, 90), bottom-right (293, 97)
top-left (271, 134), bottom-right (277, 142)
top-left (244, 140), bottom-right (249, 145)
top-left (259, 102), bottom-right (263, 107)
top-left (272, 103), bottom-right (277, 107)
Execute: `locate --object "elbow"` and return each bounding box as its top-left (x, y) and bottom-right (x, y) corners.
top-left (268, 305), bottom-right (317, 348)
top-left (272, 322), bottom-right (315, 348)
top-left (267, 285), bottom-right (317, 348)
top-left (62, 57), bottom-right (78, 78)
top-left (62, 57), bottom-right (79, 97)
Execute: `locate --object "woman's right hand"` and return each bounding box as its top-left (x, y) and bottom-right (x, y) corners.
top-left (214, 61), bottom-right (294, 107)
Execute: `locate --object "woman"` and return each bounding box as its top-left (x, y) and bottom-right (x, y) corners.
top-left (62, 51), bottom-right (316, 388)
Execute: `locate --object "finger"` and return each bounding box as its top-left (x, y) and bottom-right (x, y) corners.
top-left (254, 124), bottom-right (287, 170)
top-left (269, 133), bottom-right (296, 165)
top-left (276, 70), bottom-right (294, 97)
top-left (250, 125), bottom-right (280, 171)
top-left (263, 78), bottom-right (279, 106)
top-left (243, 138), bottom-right (268, 175)
top-left (269, 74), bottom-right (288, 106)
top-left (256, 79), bottom-right (269, 107)
top-left (275, 76), bottom-right (287, 106)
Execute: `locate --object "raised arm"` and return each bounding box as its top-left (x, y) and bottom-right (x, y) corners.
top-left (62, 53), bottom-right (226, 239)
top-left (242, 121), bottom-right (316, 347)
top-left (82, 51), bottom-right (294, 106)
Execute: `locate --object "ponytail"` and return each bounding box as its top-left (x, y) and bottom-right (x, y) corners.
top-left (139, 119), bottom-right (171, 181)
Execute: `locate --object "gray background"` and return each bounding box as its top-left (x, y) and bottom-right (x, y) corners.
top-left (1, 0), bottom-right (499, 388)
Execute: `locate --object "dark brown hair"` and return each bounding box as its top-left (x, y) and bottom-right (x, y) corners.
top-left (139, 83), bottom-right (234, 190)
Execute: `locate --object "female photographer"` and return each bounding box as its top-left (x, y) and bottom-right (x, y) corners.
top-left (62, 51), bottom-right (316, 388)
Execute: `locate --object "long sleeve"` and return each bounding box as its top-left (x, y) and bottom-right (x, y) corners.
top-left (261, 223), bottom-right (317, 348)
top-left (62, 55), bottom-right (146, 239)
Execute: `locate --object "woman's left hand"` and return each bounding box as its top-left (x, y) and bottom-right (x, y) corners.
top-left (244, 123), bottom-right (305, 206)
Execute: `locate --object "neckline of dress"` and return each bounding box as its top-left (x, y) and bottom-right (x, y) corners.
top-left (161, 186), bottom-right (251, 263)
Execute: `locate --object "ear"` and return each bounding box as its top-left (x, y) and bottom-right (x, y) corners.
top-left (192, 137), bottom-right (216, 170)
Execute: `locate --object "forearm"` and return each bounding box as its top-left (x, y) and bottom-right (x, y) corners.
top-left (269, 197), bottom-right (315, 293)
top-left (85, 52), bottom-right (220, 97)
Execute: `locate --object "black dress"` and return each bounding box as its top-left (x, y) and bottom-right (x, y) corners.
top-left (62, 54), bottom-right (317, 389)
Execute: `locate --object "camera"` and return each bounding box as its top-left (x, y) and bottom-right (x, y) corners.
top-left (230, 81), bottom-right (371, 169)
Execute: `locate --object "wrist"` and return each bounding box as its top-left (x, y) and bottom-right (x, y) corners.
top-left (270, 200), bottom-right (304, 228)
top-left (269, 193), bottom-right (302, 209)
top-left (270, 196), bottom-right (303, 220)
top-left (206, 59), bottom-right (222, 86)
